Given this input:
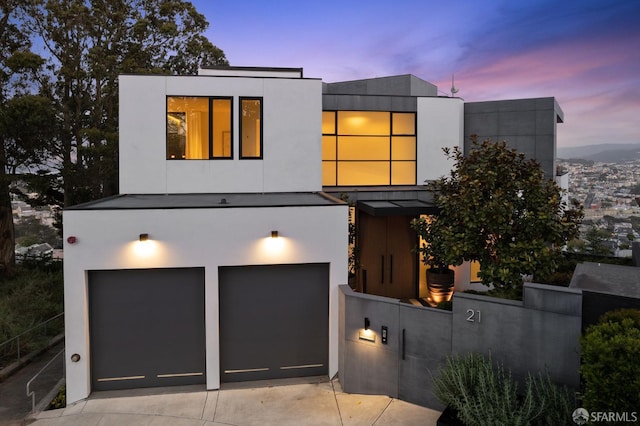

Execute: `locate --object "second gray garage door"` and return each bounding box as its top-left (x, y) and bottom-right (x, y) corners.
top-left (219, 263), bottom-right (329, 382)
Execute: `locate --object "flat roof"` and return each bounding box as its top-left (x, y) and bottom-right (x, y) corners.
top-left (66, 192), bottom-right (345, 211)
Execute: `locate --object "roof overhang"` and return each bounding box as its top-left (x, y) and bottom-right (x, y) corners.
top-left (357, 200), bottom-right (438, 216)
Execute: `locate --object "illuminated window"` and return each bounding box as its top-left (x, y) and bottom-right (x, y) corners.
top-left (167, 97), bottom-right (209, 159)
top-left (322, 111), bottom-right (416, 186)
top-left (240, 98), bottom-right (262, 158)
top-left (212, 98), bottom-right (232, 158)
top-left (167, 96), bottom-right (232, 160)
top-left (470, 261), bottom-right (481, 282)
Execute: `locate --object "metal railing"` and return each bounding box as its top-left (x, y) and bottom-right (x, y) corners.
top-left (26, 347), bottom-right (65, 412)
top-left (0, 313), bottom-right (64, 367)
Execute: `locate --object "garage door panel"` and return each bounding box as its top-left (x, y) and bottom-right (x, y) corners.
top-left (89, 268), bottom-right (205, 391)
top-left (219, 263), bottom-right (329, 382)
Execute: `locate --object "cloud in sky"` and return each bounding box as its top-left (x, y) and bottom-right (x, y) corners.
top-left (196, 0), bottom-right (640, 147)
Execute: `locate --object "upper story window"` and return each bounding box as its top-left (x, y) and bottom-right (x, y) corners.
top-left (240, 98), bottom-right (262, 158)
top-left (322, 111), bottom-right (416, 186)
top-left (166, 96), bottom-right (233, 160)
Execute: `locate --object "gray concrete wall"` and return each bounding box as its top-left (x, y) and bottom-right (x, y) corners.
top-left (452, 285), bottom-right (582, 388)
top-left (339, 282), bottom-right (582, 409)
top-left (464, 98), bottom-right (563, 179)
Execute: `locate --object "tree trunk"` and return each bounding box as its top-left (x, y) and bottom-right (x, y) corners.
top-left (0, 160), bottom-right (16, 276)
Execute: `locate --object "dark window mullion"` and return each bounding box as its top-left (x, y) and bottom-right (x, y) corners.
top-left (208, 98), bottom-right (214, 159)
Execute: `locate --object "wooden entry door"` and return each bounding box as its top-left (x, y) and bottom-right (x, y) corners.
top-left (358, 213), bottom-right (417, 299)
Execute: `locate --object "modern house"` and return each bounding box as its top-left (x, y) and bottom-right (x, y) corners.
top-left (63, 66), bottom-right (564, 403)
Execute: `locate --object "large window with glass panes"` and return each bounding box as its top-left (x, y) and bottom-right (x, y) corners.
top-left (166, 96), bottom-right (234, 160)
top-left (322, 111), bottom-right (416, 186)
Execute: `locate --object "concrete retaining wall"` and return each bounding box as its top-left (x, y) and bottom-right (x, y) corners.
top-left (339, 282), bottom-right (582, 409)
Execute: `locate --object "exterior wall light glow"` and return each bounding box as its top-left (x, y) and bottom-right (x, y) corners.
top-left (139, 233), bottom-right (149, 242)
top-left (359, 318), bottom-right (375, 342)
top-left (271, 230), bottom-right (279, 238)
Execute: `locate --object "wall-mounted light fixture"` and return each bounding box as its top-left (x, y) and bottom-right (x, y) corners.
top-left (70, 353), bottom-right (81, 362)
top-left (271, 230), bottom-right (279, 238)
top-left (67, 236), bottom-right (77, 244)
top-left (139, 233), bottom-right (149, 242)
top-left (359, 317), bottom-right (375, 342)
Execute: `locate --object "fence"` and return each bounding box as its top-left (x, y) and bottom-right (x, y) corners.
top-left (338, 283), bottom-right (582, 409)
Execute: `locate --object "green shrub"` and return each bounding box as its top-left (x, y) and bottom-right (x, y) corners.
top-left (48, 384), bottom-right (66, 410)
top-left (433, 353), bottom-right (573, 426)
top-left (0, 264), bottom-right (63, 361)
top-left (581, 309), bottom-right (640, 415)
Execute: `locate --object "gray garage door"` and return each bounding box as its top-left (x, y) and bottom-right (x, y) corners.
top-left (89, 268), bottom-right (205, 391)
top-left (219, 263), bottom-right (329, 382)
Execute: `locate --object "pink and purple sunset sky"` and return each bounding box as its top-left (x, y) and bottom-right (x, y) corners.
top-left (193, 0), bottom-right (639, 148)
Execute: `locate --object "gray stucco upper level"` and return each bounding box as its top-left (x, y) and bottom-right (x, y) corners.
top-left (464, 97), bottom-right (564, 179)
top-left (323, 74), bottom-right (438, 97)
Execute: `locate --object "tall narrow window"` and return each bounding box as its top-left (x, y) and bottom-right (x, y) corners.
top-left (240, 98), bottom-right (262, 158)
top-left (166, 97), bottom-right (209, 159)
top-left (211, 98), bottom-right (232, 158)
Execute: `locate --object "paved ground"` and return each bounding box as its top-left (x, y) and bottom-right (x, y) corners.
top-left (0, 341), bottom-right (65, 426)
top-left (27, 376), bottom-right (442, 426)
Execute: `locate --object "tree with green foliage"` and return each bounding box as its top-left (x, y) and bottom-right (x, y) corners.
top-left (22, 0), bottom-right (228, 208)
top-left (427, 138), bottom-right (583, 290)
top-left (584, 226), bottom-right (612, 255)
top-left (581, 309), bottom-right (640, 415)
top-left (0, 0), bottom-right (56, 275)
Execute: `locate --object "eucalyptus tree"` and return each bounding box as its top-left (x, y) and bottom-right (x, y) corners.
top-left (25, 0), bottom-right (228, 207)
top-left (0, 0), bottom-right (56, 275)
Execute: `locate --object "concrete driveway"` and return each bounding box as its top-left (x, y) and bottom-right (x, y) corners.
top-left (28, 376), bottom-right (441, 425)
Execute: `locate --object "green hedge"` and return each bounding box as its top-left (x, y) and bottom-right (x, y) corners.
top-left (581, 309), bottom-right (640, 415)
top-left (0, 263), bottom-right (63, 363)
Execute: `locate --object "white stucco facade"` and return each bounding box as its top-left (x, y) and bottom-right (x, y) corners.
top-left (119, 73), bottom-right (322, 194)
top-left (65, 68), bottom-right (346, 404)
top-left (417, 97), bottom-right (464, 183)
top-left (63, 204), bottom-right (348, 403)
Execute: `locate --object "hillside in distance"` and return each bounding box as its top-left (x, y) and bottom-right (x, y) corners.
top-left (558, 143), bottom-right (640, 163)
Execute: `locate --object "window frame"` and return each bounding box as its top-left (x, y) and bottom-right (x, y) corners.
top-left (321, 110), bottom-right (417, 186)
top-left (166, 95), bottom-right (234, 160)
top-left (210, 97), bottom-right (234, 160)
top-left (239, 97), bottom-right (264, 160)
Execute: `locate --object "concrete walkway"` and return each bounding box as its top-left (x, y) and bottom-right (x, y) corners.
top-left (28, 376), bottom-right (441, 425)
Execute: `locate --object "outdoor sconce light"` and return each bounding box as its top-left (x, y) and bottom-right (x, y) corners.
top-left (271, 230), bottom-right (279, 238)
top-left (359, 317), bottom-right (375, 342)
top-left (139, 233), bottom-right (149, 242)
top-left (66, 236), bottom-right (77, 244)
top-left (70, 353), bottom-right (81, 362)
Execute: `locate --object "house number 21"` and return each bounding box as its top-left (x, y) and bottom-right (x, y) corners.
top-left (466, 309), bottom-right (481, 323)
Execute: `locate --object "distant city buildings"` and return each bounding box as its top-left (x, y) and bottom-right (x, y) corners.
top-left (561, 158), bottom-right (640, 256)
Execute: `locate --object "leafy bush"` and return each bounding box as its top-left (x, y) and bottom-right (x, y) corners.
top-left (48, 384), bottom-right (66, 410)
top-left (581, 309), bottom-right (640, 415)
top-left (434, 353), bottom-right (574, 426)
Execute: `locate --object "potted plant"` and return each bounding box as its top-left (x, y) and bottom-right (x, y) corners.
top-left (411, 215), bottom-right (460, 305)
